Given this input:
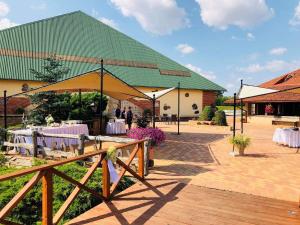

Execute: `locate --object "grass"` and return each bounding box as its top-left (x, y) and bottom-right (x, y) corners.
top-left (217, 106), bottom-right (245, 111)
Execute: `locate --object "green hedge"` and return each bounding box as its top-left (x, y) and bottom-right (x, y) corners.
top-left (0, 163), bottom-right (134, 224)
top-left (199, 106), bottom-right (215, 121)
top-left (213, 110), bottom-right (228, 126)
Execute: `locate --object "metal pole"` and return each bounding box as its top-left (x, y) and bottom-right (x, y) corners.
top-left (99, 59), bottom-right (104, 137)
top-left (79, 89), bottom-right (82, 119)
top-left (233, 93), bottom-right (237, 153)
top-left (152, 94), bottom-right (155, 128)
top-left (240, 80), bottom-right (243, 134)
top-left (177, 82), bottom-right (180, 135)
top-left (4, 90), bottom-right (7, 131)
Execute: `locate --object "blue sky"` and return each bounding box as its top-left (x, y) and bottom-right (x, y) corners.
top-left (1, 0), bottom-right (300, 95)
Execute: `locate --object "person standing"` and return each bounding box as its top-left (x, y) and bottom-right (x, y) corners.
top-left (121, 107), bottom-right (126, 120)
top-left (127, 106), bottom-right (133, 130)
top-left (115, 105), bottom-right (121, 118)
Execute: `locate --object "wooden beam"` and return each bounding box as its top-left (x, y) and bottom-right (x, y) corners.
top-left (116, 158), bottom-right (143, 182)
top-left (138, 143), bottom-right (145, 179)
top-left (110, 144), bottom-right (139, 194)
top-left (52, 157), bottom-right (103, 225)
top-left (102, 153), bottom-right (110, 200)
top-left (42, 170), bottom-right (53, 225)
top-left (0, 171), bottom-right (44, 219)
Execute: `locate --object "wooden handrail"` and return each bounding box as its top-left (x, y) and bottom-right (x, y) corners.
top-left (0, 139), bottom-right (147, 225)
top-left (0, 139), bottom-right (145, 182)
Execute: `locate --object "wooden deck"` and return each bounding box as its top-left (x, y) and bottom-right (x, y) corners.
top-left (67, 178), bottom-right (300, 225)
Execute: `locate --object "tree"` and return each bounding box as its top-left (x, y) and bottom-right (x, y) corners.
top-left (28, 55), bottom-right (71, 125)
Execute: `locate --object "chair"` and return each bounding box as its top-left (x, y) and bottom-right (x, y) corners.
top-left (162, 114), bottom-right (168, 124)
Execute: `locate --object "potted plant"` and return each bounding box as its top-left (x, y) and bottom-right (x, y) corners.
top-left (229, 134), bottom-right (251, 156)
top-left (127, 127), bottom-right (166, 167)
top-left (265, 104), bottom-right (274, 115)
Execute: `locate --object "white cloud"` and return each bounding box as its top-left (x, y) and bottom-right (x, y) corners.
top-left (30, 2), bottom-right (47, 10)
top-left (0, 18), bottom-right (17, 30)
top-left (110, 0), bottom-right (189, 35)
top-left (0, 1), bottom-right (9, 17)
top-left (195, 0), bottom-right (274, 30)
top-left (176, 44), bottom-right (195, 55)
top-left (226, 83), bottom-right (234, 89)
top-left (99, 17), bottom-right (118, 29)
top-left (289, 1), bottom-right (300, 26)
top-left (186, 63), bottom-right (216, 80)
top-left (238, 60), bottom-right (300, 74)
top-left (247, 32), bottom-right (255, 40)
top-left (269, 47), bottom-right (287, 56)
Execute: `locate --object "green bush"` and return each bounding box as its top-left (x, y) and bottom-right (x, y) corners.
top-left (199, 106), bottom-right (215, 121)
top-left (0, 154), bottom-right (7, 167)
top-left (0, 163), bottom-right (134, 224)
top-left (15, 107), bottom-right (25, 114)
top-left (213, 110), bottom-right (227, 126)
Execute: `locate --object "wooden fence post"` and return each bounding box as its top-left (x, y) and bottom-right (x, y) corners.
top-left (32, 131), bottom-right (38, 158)
top-left (78, 134), bottom-right (85, 155)
top-left (42, 170), bottom-right (53, 225)
top-left (102, 153), bottom-right (110, 200)
top-left (138, 142), bottom-right (144, 179)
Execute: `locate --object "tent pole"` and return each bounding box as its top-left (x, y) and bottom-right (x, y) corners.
top-left (177, 82), bottom-right (180, 135)
top-left (3, 90), bottom-right (7, 135)
top-left (240, 80), bottom-right (243, 134)
top-left (232, 93), bottom-right (237, 153)
top-left (99, 59), bottom-right (104, 139)
top-left (79, 89), bottom-right (82, 119)
top-left (152, 94), bottom-right (156, 128)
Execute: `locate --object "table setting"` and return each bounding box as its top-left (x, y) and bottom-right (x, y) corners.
top-left (272, 127), bottom-right (300, 148)
top-left (106, 118), bottom-right (126, 134)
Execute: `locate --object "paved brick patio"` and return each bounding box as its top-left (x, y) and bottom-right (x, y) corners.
top-left (152, 121), bottom-right (300, 203)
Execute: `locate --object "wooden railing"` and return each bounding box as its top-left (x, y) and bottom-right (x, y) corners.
top-left (0, 139), bottom-right (146, 225)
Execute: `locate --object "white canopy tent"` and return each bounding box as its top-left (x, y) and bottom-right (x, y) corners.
top-left (237, 84), bottom-right (278, 99)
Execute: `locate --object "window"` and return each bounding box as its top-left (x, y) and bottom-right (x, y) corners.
top-left (185, 93), bottom-right (189, 97)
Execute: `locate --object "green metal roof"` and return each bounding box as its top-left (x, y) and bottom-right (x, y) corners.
top-left (0, 11), bottom-right (225, 91)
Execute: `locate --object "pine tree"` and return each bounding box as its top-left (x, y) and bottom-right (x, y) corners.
top-left (29, 55), bottom-right (71, 125)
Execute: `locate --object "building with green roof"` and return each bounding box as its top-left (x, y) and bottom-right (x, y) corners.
top-left (0, 11), bottom-right (225, 117)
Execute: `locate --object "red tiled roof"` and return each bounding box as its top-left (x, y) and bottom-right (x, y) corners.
top-left (244, 68), bottom-right (300, 102)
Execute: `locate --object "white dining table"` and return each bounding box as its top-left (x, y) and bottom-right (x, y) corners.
top-left (106, 119), bottom-right (126, 134)
top-left (272, 128), bottom-right (300, 148)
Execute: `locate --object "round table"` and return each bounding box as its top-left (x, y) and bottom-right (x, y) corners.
top-left (272, 128), bottom-right (300, 148)
top-left (106, 119), bottom-right (126, 134)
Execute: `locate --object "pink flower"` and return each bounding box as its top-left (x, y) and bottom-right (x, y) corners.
top-left (127, 127), bottom-right (166, 146)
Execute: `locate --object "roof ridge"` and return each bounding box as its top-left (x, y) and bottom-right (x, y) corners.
top-left (0, 10), bottom-right (82, 34)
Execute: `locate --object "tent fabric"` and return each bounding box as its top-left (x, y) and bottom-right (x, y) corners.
top-left (3, 69), bottom-right (150, 100)
top-left (238, 84), bottom-right (278, 99)
top-left (144, 87), bottom-right (176, 99)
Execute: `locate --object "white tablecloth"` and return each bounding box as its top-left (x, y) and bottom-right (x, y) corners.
top-left (106, 120), bottom-right (126, 134)
top-left (273, 128), bottom-right (300, 148)
top-left (14, 124), bottom-right (89, 153)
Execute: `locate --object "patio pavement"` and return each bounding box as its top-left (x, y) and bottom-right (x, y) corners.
top-left (152, 120), bottom-right (300, 203)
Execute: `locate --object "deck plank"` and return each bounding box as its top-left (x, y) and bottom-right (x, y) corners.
top-left (67, 178), bottom-right (300, 225)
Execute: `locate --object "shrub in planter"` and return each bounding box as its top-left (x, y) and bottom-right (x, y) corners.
top-left (229, 134), bottom-right (251, 156)
top-left (213, 110), bottom-right (227, 126)
top-left (199, 106), bottom-right (215, 121)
